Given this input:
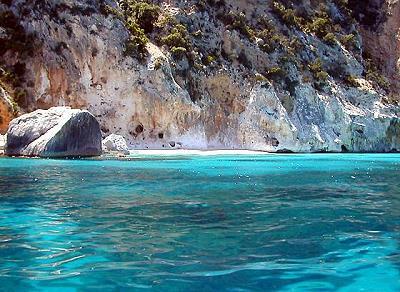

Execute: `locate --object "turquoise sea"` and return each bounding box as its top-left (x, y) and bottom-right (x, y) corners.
top-left (1, 154), bottom-right (400, 291)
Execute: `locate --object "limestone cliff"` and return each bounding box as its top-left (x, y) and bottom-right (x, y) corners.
top-left (0, 0), bottom-right (399, 152)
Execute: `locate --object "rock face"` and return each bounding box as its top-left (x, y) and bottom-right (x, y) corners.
top-left (0, 134), bottom-right (5, 154)
top-left (0, 86), bottom-right (15, 134)
top-left (0, 0), bottom-right (399, 152)
top-left (5, 107), bottom-right (102, 157)
top-left (103, 134), bottom-right (129, 154)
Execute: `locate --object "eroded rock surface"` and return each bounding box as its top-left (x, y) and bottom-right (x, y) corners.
top-left (5, 107), bottom-right (102, 157)
top-left (0, 0), bottom-right (399, 152)
top-left (0, 86), bottom-right (15, 134)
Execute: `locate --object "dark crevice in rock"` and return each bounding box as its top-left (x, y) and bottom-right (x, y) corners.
top-left (348, 0), bottom-right (387, 30)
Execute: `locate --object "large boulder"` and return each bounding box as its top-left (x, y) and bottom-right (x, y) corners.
top-left (5, 107), bottom-right (102, 157)
top-left (102, 134), bottom-right (130, 155)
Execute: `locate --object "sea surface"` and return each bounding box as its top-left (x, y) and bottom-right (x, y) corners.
top-left (1, 154), bottom-right (400, 291)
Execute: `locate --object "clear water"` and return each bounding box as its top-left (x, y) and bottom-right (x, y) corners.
top-left (1, 154), bottom-right (400, 291)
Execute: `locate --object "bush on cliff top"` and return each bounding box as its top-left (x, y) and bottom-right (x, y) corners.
top-left (105, 1), bottom-right (160, 60)
top-left (120, 1), bottom-right (160, 33)
top-left (271, 1), bottom-right (304, 29)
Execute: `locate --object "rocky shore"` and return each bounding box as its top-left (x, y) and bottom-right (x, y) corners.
top-left (0, 1), bottom-right (399, 154)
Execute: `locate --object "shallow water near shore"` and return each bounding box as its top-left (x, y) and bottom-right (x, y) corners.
top-left (1, 154), bottom-right (400, 291)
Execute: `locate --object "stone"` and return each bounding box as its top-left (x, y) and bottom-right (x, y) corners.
top-left (0, 86), bottom-right (15, 134)
top-left (5, 107), bottom-right (102, 157)
top-left (0, 134), bottom-right (5, 155)
top-left (102, 134), bottom-right (130, 155)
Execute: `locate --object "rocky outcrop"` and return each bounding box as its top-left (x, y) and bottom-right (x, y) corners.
top-left (0, 0), bottom-right (399, 152)
top-left (103, 134), bottom-right (129, 155)
top-left (0, 134), bottom-right (5, 155)
top-left (5, 107), bottom-right (102, 157)
top-left (0, 86), bottom-right (15, 134)
top-left (358, 0), bottom-right (400, 95)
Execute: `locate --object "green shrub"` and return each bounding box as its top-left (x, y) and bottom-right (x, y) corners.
top-left (0, 66), bottom-right (25, 111)
top-left (257, 29), bottom-right (276, 52)
top-left (227, 12), bottom-right (256, 41)
top-left (305, 13), bottom-right (332, 38)
top-left (255, 73), bottom-right (267, 82)
top-left (308, 58), bottom-right (324, 74)
top-left (161, 24), bottom-right (190, 48)
top-left (203, 54), bottom-right (217, 65)
top-left (345, 74), bottom-right (359, 87)
top-left (315, 71), bottom-right (329, 81)
top-left (257, 29), bottom-right (289, 53)
top-left (323, 32), bottom-right (337, 45)
top-left (287, 37), bottom-right (303, 55)
top-left (271, 1), bottom-right (304, 29)
top-left (124, 18), bottom-right (149, 59)
top-left (340, 33), bottom-right (356, 50)
top-left (116, 1), bottom-right (162, 59)
top-left (308, 58), bottom-right (329, 87)
top-left (170, 46), bottom-right (187, 59)
top-left (154, 13), bottom-right (196, 62)
top-left (265, 66), bottom-right (286, 81)
top-left (0, 67), bottom-right (19, 88)
top-left (365, 58), bottom-right (390, 91)
top-left (120, 1), bottom-right (160, 33)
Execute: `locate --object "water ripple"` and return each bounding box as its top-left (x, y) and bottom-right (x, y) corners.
top-left (0, 154), bottom-right (400, 290)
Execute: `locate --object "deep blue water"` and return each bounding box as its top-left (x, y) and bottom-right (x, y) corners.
top-left (1, 154), bottom-right (400, 291)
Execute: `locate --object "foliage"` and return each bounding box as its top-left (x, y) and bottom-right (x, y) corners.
top-left (364, 58), bottom-right (390, 91)
top-left (305, 12), bottom-right (332, 38)
top-left (257, 29), bottom-right (278, 53)
top-left (255, 73), bottom-right (267, 82)
top-left (257, 28), bottom-right (289, 54)
top-left (265, 66), bottom-right (286, 81)
top-left (0, 67), bottom-right (24, 112)
top-left (308, 58), bottom-right (329, 89)
top-left (124, 18), bottom-right (149, 59)
top-left (323, 32), bottom-right (337, 46)
top-left (115, 1), bottom-right (161, 59)
top-left (160, 23), bottom-right (192, 60)
top-left (287, 37), bottom-right (303, 56)
top-left (340, 33), bottom-right (356, 50)
top-left (271, 1), bottom-right (304, 29)
top-left (345, 74), bottom-right (359, 87)
top-left (170, 46), bottom-right (187, 59)
top-left (225, 12), bottom-right (256, 41)
top-left (203, 54), bottom-right (217, 65)
top-left (120, 1), bottom-right (160, 33)
top-left (161, 24), bottom-right (189, 48)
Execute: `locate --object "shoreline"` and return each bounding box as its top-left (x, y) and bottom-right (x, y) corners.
top-left (126, 149), bottom-right (273, 156)
top-left (2, 149), bottom-right (400, 160)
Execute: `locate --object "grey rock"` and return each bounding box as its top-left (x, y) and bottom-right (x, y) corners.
top-left (102, 134), bottom-right (129, 155)
top-left (0, 134), bottom-right (5, 155)
top-left (5, 107), bottom-right (102, 157)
